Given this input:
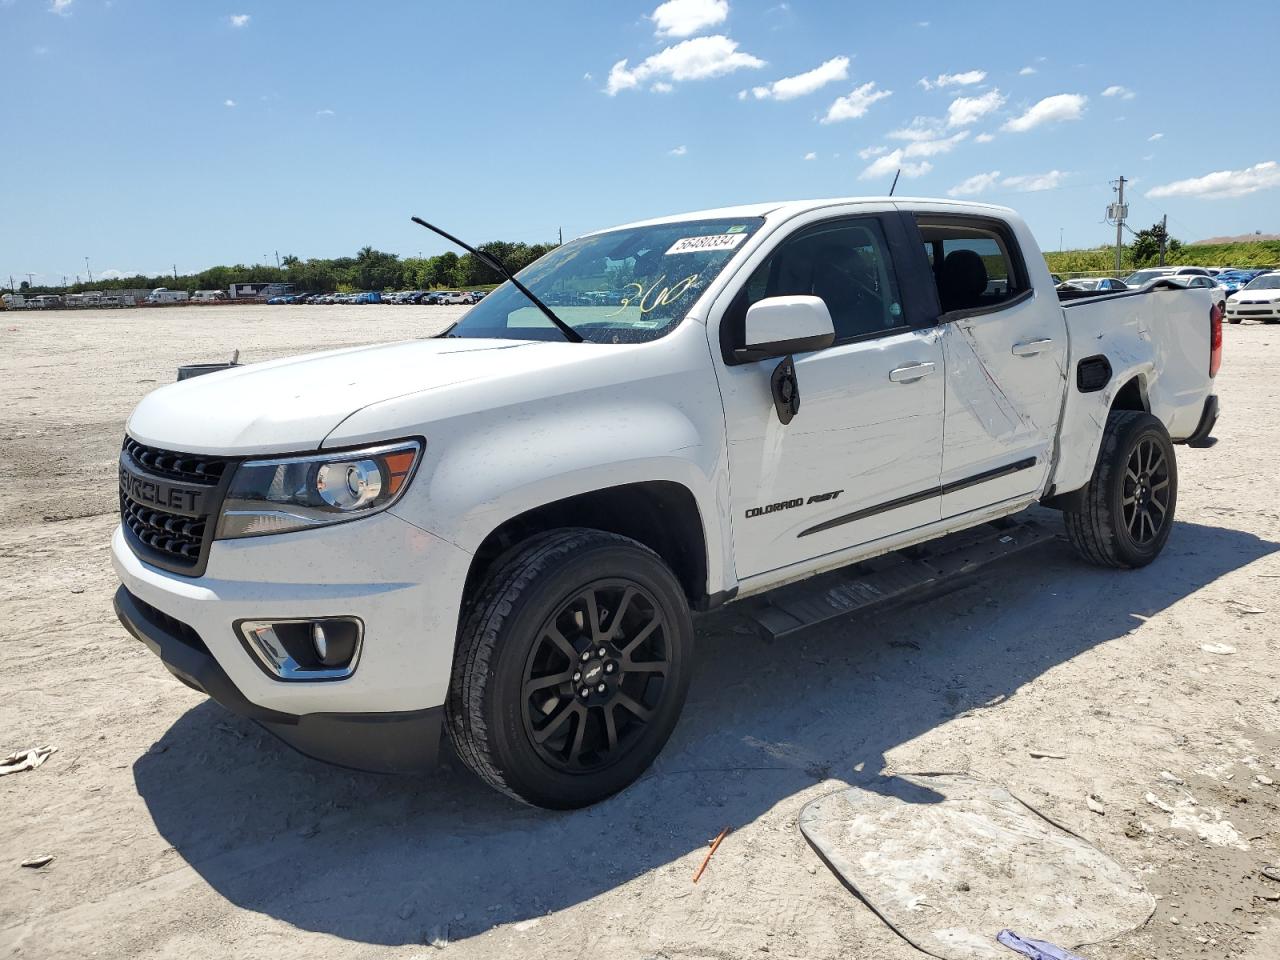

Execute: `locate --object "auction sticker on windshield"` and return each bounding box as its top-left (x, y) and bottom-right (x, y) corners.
top-left (665, 233), bottom-right (748, 256)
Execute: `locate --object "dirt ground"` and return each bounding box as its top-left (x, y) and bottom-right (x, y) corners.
top-left (1, 305), bottom-right (1278, 960)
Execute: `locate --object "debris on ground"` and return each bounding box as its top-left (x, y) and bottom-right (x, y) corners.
top-left (801, 774), bottom-right (1153, 959)
top-left (1145, 792), bottom-right (1174, 813)
top-left (1200, 642), bottom-right (1236, 655)
top-left (20, 855), bottom-right (53, 868)
top-left (692, 826), bottom-right (730, 883)
top-left (0, 746), bottom-right (56, 776)
top-left (996, 928), bottom-right (1088, 960)
top-left (1261, 866), bottom-right (1280, 883)
top-left (1029, 750), bottom-right (1066, 759)
top-left (1085, 794), bottom-right (1105, 815)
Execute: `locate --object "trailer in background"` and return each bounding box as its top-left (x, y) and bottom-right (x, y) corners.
top-left (229, 282), bottom-right (293, 300)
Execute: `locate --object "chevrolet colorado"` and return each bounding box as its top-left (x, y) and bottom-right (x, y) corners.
top-left (112, 198), bottom-right (1221, 808)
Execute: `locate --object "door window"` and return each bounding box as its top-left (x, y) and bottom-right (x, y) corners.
top-left (918, 219), bottom-right (1029, 314)
top-left (725, 218), bottom-right (906, 352)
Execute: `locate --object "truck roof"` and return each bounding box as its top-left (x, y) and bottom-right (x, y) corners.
top-left (591, 196), bottom-right (1018, 235)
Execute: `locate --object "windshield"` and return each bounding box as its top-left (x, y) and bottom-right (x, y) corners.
top-left (1123, 269), bottom-right (1171, 286)
top-left (445, 217), bottom-right (765, 344)
top-left (1245, 274), bottom-right (1280, 290)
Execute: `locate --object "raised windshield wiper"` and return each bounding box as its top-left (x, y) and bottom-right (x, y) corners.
top-left (410, 216), bottom-right (583, 343)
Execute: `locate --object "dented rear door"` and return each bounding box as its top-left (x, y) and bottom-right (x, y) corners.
top-left (909, 212), bottom-right (1069, 518)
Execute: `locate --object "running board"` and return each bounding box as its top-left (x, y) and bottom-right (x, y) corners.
top-left (743, 514), bottom-right (1059, 641)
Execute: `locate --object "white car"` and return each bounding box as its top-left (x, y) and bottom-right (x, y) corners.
top-left (112, 197), bottom-right (1220, 808)
top-left (1225, 272), bottom-right (1280, 324)
top-left (1057, 277), bottom-right (1129, 292)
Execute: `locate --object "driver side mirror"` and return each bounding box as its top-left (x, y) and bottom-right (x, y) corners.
top-left (733, 295), bottom-right (836, 363)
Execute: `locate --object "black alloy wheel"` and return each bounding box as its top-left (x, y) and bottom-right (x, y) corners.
top-left (521, 580), bottom-right (670, 773)
top-left (1121, 437), bottom-right (1172, 546)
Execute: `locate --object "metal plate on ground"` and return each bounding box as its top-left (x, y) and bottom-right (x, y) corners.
top-left (799, 773), bottom-right (1154, 960)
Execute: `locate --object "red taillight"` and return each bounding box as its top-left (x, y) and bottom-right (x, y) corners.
top-left (1209, 303), bottom-right (1223, 378)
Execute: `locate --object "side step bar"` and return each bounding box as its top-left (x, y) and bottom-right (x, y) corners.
top-left (742, 514), bottom-right (1059, 641)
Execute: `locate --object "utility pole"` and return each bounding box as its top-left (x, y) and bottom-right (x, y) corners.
top-left (1059, 227), bottom-right (1064, 252)
top-left (1113, 176), bottom-right (1127, 274)
top-left (558, 227), bottom-right (563, 246)
top-left (173, 264), bottom-right (179, 283)
top-left (1158, 213), bottom-right (1168, 267)
top-left (274, 250), bottom-right (280, 269)
top-left (85, 257), bottom-right (93, 283)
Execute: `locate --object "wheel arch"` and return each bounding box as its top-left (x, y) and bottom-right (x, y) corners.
top-left (461, 481), bottom-right (713, 614)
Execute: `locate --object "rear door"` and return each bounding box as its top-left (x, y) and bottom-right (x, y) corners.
top-left (912, 213), bottom-right (1069, 518)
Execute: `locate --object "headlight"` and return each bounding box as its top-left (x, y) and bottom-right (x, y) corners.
top-left (215, 440), bottom-right (422, 540)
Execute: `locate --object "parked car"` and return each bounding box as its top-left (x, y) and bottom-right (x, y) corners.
top-left (113, 197), bottom-right (1220, 808)
top-left (435, 291), bottom-right (468, 305)
top-left (1057, 277), bottom-right (1129, 292)
top-left (1121, 266), bottom-right (1211, 288)
top-left (1162, 275), bottom-right (1229, 314)
top-left (1224, 271), bottom-right (1280, 324)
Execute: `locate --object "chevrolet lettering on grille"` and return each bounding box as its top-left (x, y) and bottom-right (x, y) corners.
top-left (119, 460), bottom-right (207, 516)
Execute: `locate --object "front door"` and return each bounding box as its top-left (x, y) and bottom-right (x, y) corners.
top-left (713, 214), bottom-right (946, 580)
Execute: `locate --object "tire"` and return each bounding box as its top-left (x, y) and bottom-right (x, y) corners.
top-left (1064, 411), bottom-right (1178, 568)
top-left (1228, 316), bottom-right (1242, 324)
top-left (446, 528), bottom-right (694, 809)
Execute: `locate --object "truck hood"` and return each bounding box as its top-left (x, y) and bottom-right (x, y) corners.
top-left (126, 338), bottom-right (572, 454)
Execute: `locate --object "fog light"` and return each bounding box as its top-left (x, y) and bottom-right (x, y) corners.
top-left (236, 617), bottom-right (363, 681)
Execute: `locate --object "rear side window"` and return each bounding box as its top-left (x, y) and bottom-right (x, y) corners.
top-left (918, 218), bottom-right (1029, 314)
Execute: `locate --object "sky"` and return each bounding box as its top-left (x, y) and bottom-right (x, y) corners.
top-left (4, 0), bottom-right (1279, 285)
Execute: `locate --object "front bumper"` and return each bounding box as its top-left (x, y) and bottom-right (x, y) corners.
top-left (1226, 302), bottom-right (1279, 321)
top-left (114, 585), bottom-right (442, 772)
top-left (111, 511), bottom-right (474, 772)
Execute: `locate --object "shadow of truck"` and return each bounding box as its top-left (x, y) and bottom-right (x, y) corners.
top-left (133, 518), bottom-right (1276, 946)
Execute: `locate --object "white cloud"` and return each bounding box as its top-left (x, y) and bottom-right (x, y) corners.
top-left (916, 20), bottom-right (930, 27)
top-left (947, 89), bottom-right (1005, 127)
top-left (859, 150), bottom-right (932, 181)
top-left (888, 117), bottom-right (944, 141)
top-left (858, 144), bottom-right (889, 159)
top-left (651, 0), bottom-right (728, 38)
top-left (975, 132), bottom-right (995, 143)
top-left (750, 55), bottom-right (849, 101)
top-left (98, 269), bottom-right (135, 281)
top-left (918, 70), bottom-right (986, 91)
top-left (1018, 66), bottom-right (1036, 76)
top-left (668, 144), bottom-right (688, 156)
top-left (1146, 161), bottom-right (1280, 200)
top-left (606, 35), bottom-right (764, 95)
top-left (223, 99), bottom-right (237, 107)
top-left (903, 130), bottom-right (969, 158)
top-left (583, 72), bottom-right (593, 82)
top-left (48, 0), bottom-right (72, 14)
top-left (316, 108), bottom-right (335, 116)
top-left (1001, 93), bottom-right (1087, 132)
top-left (1101, 84), bottom-right (1135, 100)
top-left (803, 151), bottom-right (817, 160)
top-left (1147, 132), bottom-right (1163, 141)
top-left (651, 81), bottom-right (674, 93)
top-left (1002, 170), bottom-right (1066, 192)
top-left (820, 81), bottom-right (891, 123)
top-left (948, 171), bottom-right (1002, 197)
top-left (229, 13), bottom-right (249, 27)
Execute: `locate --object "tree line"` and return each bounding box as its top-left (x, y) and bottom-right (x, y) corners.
top-left (15, 240), bottom-right (559, 295)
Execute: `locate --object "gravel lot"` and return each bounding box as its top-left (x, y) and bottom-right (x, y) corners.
top-left (1, 306), bottom-right (1278, 959)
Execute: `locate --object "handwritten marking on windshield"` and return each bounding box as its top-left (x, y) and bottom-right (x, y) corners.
top-left (606, 273), bottom-right (701, 317)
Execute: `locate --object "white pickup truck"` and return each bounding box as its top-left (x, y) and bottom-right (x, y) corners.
top-left (112, 198), bottom-right (1221, 808)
